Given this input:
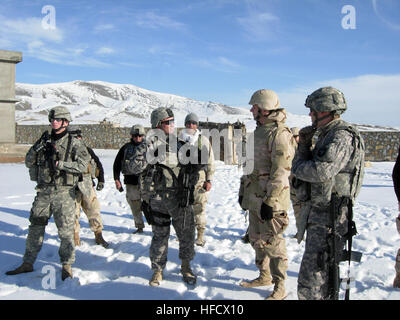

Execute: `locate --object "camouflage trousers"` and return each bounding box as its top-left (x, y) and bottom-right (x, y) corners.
top-left (150, 206), bottom-right (195, 271)
top-left (126, 184), bottom-right (144, 229)
top-left (192, 183), bottom-right (209, 230)
top-left (248, 209), bottom-right (289, 282)
top-left (23, 187), bottom-right (77, 265)
top-left (297, 223), bottom-right (347, 300)
top-left (75, 187), bottom-right (103, 234)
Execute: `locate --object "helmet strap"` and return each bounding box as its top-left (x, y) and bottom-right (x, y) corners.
top-left (312, 111), bottom-right (333, 129)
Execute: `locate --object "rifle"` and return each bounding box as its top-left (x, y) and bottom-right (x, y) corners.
top-left (44, 140), bottom-right (59, 185)
top-left (328, 194), bottom-right (362, 300)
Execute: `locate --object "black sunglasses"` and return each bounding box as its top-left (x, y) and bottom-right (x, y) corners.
top-left (185, 121), bottom-right (198, 125)
top-left (132, 134), bottom-right (144, 138)
top-left (161, 119), bottom-right (174, 125)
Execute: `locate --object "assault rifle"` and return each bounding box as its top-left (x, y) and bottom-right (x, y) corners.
top-left (44, 141), bottom-right (59, 185)
top-left (328, 194), bottom-right (362, 300)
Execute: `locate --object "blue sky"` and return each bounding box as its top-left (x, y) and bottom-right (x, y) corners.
top-left (1, 0), bottom-right (400, 127)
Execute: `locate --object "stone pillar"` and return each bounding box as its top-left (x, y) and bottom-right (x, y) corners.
top-left (0, 49), bottom-right (27, 162)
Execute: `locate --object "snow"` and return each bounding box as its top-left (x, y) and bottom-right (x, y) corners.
top-left (1, 150), bottom-right (400, 301)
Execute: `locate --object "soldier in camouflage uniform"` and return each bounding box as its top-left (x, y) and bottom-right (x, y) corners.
top-left (289, 127), bottom-right (302, 239)
top-left (6, 106), bottom-right (90, 280)
top-left (291, 87), bottom-right (365, 300)
top-left (392, 146), bottom-right (400, 288)
top-left (74, 132), bottom-right (108, 248)
top-left (178, 112), bottom-right (215, 247)
top-left (139, 107), bottom-right (202, 287)
top-left (239, 89), bottom-right (296, 300)
top-left (113, 124), bottom-right (147, 233)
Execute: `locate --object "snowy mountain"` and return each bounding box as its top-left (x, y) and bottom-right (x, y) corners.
top-left (14, 80), bottom-right (311, 130)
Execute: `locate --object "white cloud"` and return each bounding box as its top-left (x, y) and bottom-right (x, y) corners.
top-left (0, 16), bottom-right (64, 43)
top-left (96, 47), bottom-right (115, 55)
top-left (278, 74), bottom-right (400, 127)
top-left (94, 24), bottom-right (116, 32)
top-left (135, 11), bottom-right (185, 30)
top-left (237, 11), bottom-right (279, 41)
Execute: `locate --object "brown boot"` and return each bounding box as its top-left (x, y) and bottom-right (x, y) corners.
top-left (5, 262), bottom-right (33, 275)
top-left (133, 227), bottom-right (144, 234)
top-left (240, 270), bottom-right (273, 288)
top-left (149, 270), bottom-right (163, 287)
top-left (61, 264), bottom-right (73, 281)
top-left (95, 231), bottom-right (109, 248)
top-left (195, 228), bottom-right (206, 247)
top-left (394, 272), bottom-right (400, 288)
top-left (181, 260), bottom-right (196, 285)
top-left (74, 232), bottom-right (81, 246)
top-left (265, 281), bottom-right (286, 300)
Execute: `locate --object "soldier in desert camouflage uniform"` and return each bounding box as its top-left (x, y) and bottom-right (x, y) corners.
top-left (291, 87), bottom-right (365, 300)
top-left (6, 106), bottom-right (90, 280)
top-left (239, 89), bottom-right (296, 300)
top-left (289, 127), bottom-right (302, 239)
top-left (137, 107), bottom-right (204, 287)
top-left (74, 131), bottom-right (108, 248)
top-left (392, 146), bottom-right (400, 288)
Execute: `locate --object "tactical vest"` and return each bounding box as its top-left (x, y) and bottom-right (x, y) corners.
top-left (310, 120), bottom-right (365, 207)
top-left (121, 142), bottom-right (147, 176)
top-left (32, 133), bottom-right (80, 187)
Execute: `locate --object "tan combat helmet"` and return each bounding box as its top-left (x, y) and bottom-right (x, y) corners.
top-left (249, 89), bottom-right (280, 110)
top-left (130, 124), bottom-right (146, 136)
top-left (48, 106), bottom-right (72, 122)
top-left (305, 86), bottom-right (347, 115)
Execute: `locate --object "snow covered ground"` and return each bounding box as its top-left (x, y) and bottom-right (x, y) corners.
top-left (0, 149), bottom-right (399, 301)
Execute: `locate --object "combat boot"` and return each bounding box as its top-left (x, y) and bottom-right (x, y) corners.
top-left (265, 281), bottom-right (286, 300)
top-left (94, 231), bottom-right (109, 248)
top-left (133, 227), bottom-right (144, 234)
top-left (181, 260), bottom-right (196, 285)
top-left (61, 264), bottom-right (73, 281)
top-left (195, 228), bottom-right (206, 247)
top-left (5, 262), bottom-right (33, 275)
top-left (240, 270), bottom-right (273, 288)
top-left (74, 232), bottom-right (81, 246)
top-left (393, 272), bottom-right (400, 288)
top-left (149, 270), bottom-right (163, 287)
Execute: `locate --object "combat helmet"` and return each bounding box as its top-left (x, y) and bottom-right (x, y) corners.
top-left (130, 124), bottom-right (146, 136)
top-left (150, 107), bottom-right (174, 129)
top-left (305, 87), bottom-right (347, 115)
top-left (185, 113), bottom-right (199, 125)
top-left (249, 89), bottom-right (280, 110)
top-left (48, 106), bottom-right (72, 122)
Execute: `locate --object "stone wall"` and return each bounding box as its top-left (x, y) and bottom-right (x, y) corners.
top-left (15, 123), bottom-right (400, 162)
top-left (16, 121), bottom-right (247, 164)
top-left (360, 131), bottom-right (400, 161)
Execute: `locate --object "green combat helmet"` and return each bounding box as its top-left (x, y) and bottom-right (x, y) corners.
top-left (130, 124), bottom-right (146, 136)
top-left (249, 89), bottom-right (280, 110)
top-left (150, 107), bottom-right (174, 128)
top-left (305, 86), bottom-right (347, 115)
top-left (48, 106), bottom-right (72, 122)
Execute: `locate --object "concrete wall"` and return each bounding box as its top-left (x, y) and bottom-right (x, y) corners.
top-left (0, 50), bottom-right (22, 144)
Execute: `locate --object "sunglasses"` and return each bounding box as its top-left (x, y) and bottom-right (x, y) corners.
top-left (185, 121), bottom-right (198, 125)
top-left (51, 118), bottom-right (64, 122)
top-left (161, 119), bottom-right (174, 125)
top-left (132, 134), bottom-right (144, 138)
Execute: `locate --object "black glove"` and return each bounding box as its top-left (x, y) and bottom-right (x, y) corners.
top-left (33, 131), bottom-right (50, 152)
top-left (260, 202), bottom-right (273, 221)
top-left (239, 195), bottom-right (243, 206)
top-left (298, 126), bottom-right (316, 146)
top-left (96, 182), bottom-right (104, 191)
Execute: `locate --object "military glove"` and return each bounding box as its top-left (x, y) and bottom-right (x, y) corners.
top-left (298, 126), bottom-right (316, 146)
top-left (260, 202), bottom-right (273, 221)
top-left (96, 182), bottom-right (104, 191)
top-left (33, 131), bottom-right (50, 152)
